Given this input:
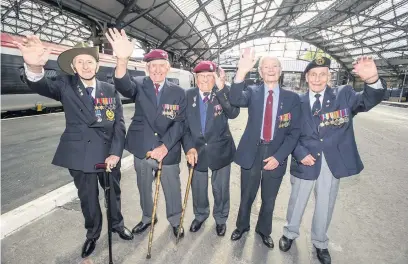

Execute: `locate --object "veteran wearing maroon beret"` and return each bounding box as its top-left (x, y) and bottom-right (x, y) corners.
top-left (182, 60), bottom-right (239, 236)
top-left (106, 28), bottom-right (187, 238)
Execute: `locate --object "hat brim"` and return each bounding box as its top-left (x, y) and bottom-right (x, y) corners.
top-left (57, 47), bottom-right (99, 75)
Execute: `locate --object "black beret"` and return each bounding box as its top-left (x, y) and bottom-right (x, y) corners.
top-left (304, 57), bottom-right (331, 74)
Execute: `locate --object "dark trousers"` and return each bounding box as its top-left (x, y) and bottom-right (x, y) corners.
top-left (69, 168), bottom-right (124, 239)
top-left (236, 144), bottom-right (283, 236)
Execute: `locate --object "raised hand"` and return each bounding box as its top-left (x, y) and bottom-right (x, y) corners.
top-left (105, 28), bottom-right (136, 60)
top-left (352, 56), bottom-right (379, 83)
top-left (235, 47), bottom-right (258, 81)
top-left (214, 67), bottom-right (226, 90)
top-left (13, 35), bottom-right (51, 69)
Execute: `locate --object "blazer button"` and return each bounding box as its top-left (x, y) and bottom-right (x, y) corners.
top-left (154, 133), bottom-right (158, 136)
top-left (88, 140), bottom-right (91, 143)
top-left (205, 143), bottom-right (207, 146)
top-left (80, 109), bottom-right (83, 112)
top-left (104, 142), bottom-right (106, 144)
top-left (320, 139), bottom-right (323, 142)
top-left (317, 153), bottom-right (321, 156)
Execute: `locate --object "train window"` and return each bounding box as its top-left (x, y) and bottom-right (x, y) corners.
top-left (167, 78), bottom-right (179, 85)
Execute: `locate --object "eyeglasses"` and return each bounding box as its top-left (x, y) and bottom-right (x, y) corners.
top-left (197, 74), bottom-right (214, 79)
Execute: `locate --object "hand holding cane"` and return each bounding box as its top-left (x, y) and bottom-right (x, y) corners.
top-left (146, 151), bottom-right (163, 259)
top-left (94, 162), bottom-right (114, 264)
top-left (176, 163), bottom-right (194, 244)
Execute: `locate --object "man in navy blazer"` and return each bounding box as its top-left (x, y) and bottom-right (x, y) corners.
top-left (15, 36), bottom-right (133, 258)
top-left (182, 61), bottom-right (239, 236)
top-left (229, 48), bottom-right (301, 248)
top-left (278, 56), bottom-right (386, 264)
top-left (107, 28), bottom-right (186, 238)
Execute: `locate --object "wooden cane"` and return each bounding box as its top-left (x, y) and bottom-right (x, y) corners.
top-left (146, 152), bottom-right (163, 259)
top-left (176, 164), bottom-right (194, 244)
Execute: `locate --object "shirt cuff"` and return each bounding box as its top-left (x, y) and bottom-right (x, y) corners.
top-left (24, 63), bottom-right (44, 82)
top-left (366, 79), bottom-right (383, 89)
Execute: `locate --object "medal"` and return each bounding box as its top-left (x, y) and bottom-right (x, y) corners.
top-left (320, 122), bottom-right (325, 127)
top-left (339, 117), bottom-right (344, 124)
top-left (106, 109), bottom-right (115, 121)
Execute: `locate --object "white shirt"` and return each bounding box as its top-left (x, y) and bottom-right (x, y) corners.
top-left (198, 89), bottom-right (212, 101)
top-left (308, 80), bottom-right (383, 109)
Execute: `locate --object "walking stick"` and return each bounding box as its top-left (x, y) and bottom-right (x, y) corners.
top-left (94, 163), bottom-right (114, 264)
top-left (146, 152), bottom-right (163, 259)
top-left (176, 164), bottom-right (194, 244)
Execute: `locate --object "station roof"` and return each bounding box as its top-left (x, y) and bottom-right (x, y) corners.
top-left (1, 0), bottom-right (407, 76)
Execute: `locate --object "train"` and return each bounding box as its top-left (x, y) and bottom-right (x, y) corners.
top-left (1, 33), bottom-right (195, 114)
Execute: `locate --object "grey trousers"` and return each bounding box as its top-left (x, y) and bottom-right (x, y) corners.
top-left (283, 154), bottom-right (340, 249)
top-left (191, 164), bottom-right (231, 224)
top-left (134, 156), bottom-right (182, 227)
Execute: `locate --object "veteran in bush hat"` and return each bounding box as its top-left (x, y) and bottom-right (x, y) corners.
top-left (14, 35), bottom-right (134, 259)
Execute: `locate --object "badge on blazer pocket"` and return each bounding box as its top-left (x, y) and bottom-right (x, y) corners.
top-left (213, 104), bottom-right (223, 117)
top-left (162, 104), bottom-right (179, 120)
top-left (278, 112), bottom-right (292, 128)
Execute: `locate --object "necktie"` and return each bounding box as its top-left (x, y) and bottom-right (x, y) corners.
top-left (154, 83), bottom-right (160, 96)
top-left (85, 87), bottom-right (94, 105)
top-left (312, 93), bottom-right (322, 126)
top-left (203, 92), bottom-right (210, 104)
top-left (262, 90), bottom-right (273, 141)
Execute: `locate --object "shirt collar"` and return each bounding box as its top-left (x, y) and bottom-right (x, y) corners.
top-left (198, 88), bottom-right (213, 99)
top-left (309, 86), bottom-right (326, 101)
top-left (80, 79), bottom-right (96, 89)
top-left (264, 83), bottom-right (280, 94)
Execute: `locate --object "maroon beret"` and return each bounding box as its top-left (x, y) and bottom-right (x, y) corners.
top-left (193, 61), bottom-right (217, 73)
top-left (143, 49), bottom-right (169, 62)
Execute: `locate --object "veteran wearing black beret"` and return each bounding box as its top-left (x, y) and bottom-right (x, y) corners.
top-left (278, 56), bottom-right (387, 264)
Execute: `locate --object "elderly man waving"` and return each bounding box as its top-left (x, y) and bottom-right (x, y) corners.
top-left (279, 56), bottom-right (386, 264)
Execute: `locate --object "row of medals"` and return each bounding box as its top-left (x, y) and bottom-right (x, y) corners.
top-left (94, 100), bottom-right (115, 122)
top-left (319, 116), bottom-right (349, 127)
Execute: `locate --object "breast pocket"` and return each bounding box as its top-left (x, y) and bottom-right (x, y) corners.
top-left (61, 132), bottom-right (82, 141)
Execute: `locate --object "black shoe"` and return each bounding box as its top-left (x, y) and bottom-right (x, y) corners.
top-left (189, 219), bottom-right (204, 232)
top-left (113, 226), bottom-right (134, 240)
top-left (216, 224), bottom-right (226, 236)
top-left (132, 218), bottom-right (158, 234)
top-left (255, 230), bottom-right (274, 248)
top-left (81, 238), bottom-right (96, 258)
top-left (173, 225), bottom-right (184, 238)
top-left (279, 235), bottom-right (293, 252)
top-left (230, 227), bottom-right (250, 241)
top-left (315, 247), bottom-right (331, 264)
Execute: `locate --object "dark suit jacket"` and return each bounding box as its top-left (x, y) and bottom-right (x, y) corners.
top-left (25, 74), bottom-right (125, 173)
top-left (182, 86), bottom-right (240, 171)
top-left (114, 73), bottom-right (186, 165)
top-left (290, 81), bottom-right (387, 180)
top-left (229, 81), bottom-right (301, 177)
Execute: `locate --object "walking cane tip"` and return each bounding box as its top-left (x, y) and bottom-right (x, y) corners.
top-left (146, 254), bottom-right (151, 259)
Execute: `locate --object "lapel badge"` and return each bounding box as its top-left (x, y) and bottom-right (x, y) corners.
top-left (77, 86), bottom-right (83, 96)
top-left (193, 96), bottom-right (197, 107)
top-left (280, 102), bottom-right (283, 109)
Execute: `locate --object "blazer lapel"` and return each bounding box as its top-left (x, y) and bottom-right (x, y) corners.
top-left (273, 88), bottom-right (286, 134)
top-left (321, 86), bottom-right (336, 113)
top-left (144, 77), bottom-right (159, 107)
top-left (254, 84), bottom-right (265, 137)
top-left (72, 75), bottom-right (95, 114)
top-left (301, 92), bottom-right (318, 134)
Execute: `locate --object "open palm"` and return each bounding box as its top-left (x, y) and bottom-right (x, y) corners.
top-left (105, 28), bottom-right (135, 59)
top-left (13, 35), bottom-right (50, 66)
top-left (353, 56), bottom-right (378, 82)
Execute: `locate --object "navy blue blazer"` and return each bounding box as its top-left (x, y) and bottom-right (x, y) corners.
top-left (229, 81), bottom-right (301, 176)
top-left (25, 74), bottom-right (125, 173)
top-left (290, 81), bottom-right (387, 180)
top-left (182, 86), bottom-right (240, 172)
top-left (114, 73), bottom-right (186, 165)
